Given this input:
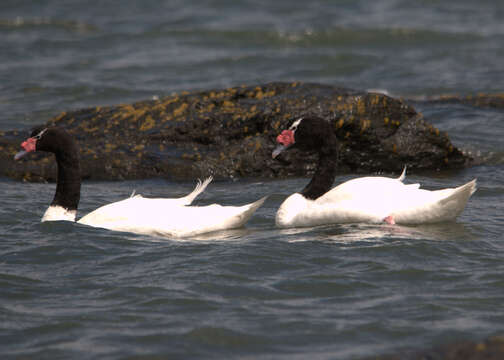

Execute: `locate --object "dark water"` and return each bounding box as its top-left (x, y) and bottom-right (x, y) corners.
top-left (1, 1), bottom-right (504, 359)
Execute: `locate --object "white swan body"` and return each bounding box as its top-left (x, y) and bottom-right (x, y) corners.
top-left (276, 175), bottom-right (476, 228)
top-left (15, 127), bottom-right (266, 238)
top-left (41, 177), bottom-right (266, 237)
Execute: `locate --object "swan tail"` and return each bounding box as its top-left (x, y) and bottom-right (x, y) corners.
top-left (186, 196), bottom-right (267, 236)
top-left (165, 196), bottom-right (267, 237)
top-left (232, 196), bottom-right (267, 228)
top-left (439, 179), bottom-right (477, 206)
top-left (433, 179), bottom-right (477, 221)
top-left (468, 179), bottom-right (478, 196)
top-left (395, 179), bottom-right (477, 224)
top-left (180, 176), bottom-right (213, 205)
top-left (398, 166), bottom-right (407, 182)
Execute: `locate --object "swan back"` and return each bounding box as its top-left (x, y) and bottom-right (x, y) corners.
top-left (78, 196), bottom-right (266, 237)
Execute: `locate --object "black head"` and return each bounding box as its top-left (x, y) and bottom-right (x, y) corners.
top-left (272, 116), bottom-right (339, 200)
top-left (272, 116), bottom-right (336, 158)
top-left (15, 127), bottom-right (77, 160)
top-left (15, 126), bottom-right (81, 212)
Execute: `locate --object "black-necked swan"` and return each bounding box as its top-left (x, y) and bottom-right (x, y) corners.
top-left (272, 116), bottom-right (476, 228)
top-left (15, 127), bottom-right (265, 238)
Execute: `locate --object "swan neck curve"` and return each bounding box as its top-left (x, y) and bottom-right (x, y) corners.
top-left (52, 143), bottom-right (81, 213)
top-left (300, 133), bottom-right (338, 200)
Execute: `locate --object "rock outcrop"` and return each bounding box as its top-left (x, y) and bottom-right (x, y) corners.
top-left (0, 82), bottom-right (472, 182)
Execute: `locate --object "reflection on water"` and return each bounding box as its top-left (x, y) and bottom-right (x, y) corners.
top-left (179, 228), bottom-right (255, 242)
top-left (281, 221), bottom-right (475, 244)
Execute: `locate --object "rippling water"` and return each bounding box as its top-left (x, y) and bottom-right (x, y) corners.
top-left (1, 1), bottom-right (504, 359)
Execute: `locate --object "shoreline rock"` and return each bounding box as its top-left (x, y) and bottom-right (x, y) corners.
top-left (1, 82), bottom-right (472, 182)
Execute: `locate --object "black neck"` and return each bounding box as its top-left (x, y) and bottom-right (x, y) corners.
top-left (300, 136), bottom-right (338, 200)
top-left (51, 150), bottom-right (81, 211)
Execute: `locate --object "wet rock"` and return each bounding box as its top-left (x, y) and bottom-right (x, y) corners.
top-left (0, 82), bottom-right (472, 182)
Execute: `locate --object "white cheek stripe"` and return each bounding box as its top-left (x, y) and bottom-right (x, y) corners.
top-left (290, 118), bottom-right (302, 130)
top-left (34, 128), bottom-right (48, 139)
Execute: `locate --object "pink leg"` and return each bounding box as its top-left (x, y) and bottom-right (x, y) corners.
top-left (383, 215), bottom-right (395, 225)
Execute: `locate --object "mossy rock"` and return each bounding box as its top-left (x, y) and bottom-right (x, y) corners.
top-left (1, 82), bottom-right (472, 182)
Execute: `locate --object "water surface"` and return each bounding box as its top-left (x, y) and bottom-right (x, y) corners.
top-left (1, 1), bottom-right (504, 359)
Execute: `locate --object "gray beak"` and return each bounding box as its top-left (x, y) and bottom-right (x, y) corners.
top-left (14, 150), bottom-right (28, 161)
top-left (272, 144), bottom-right (288, 159)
